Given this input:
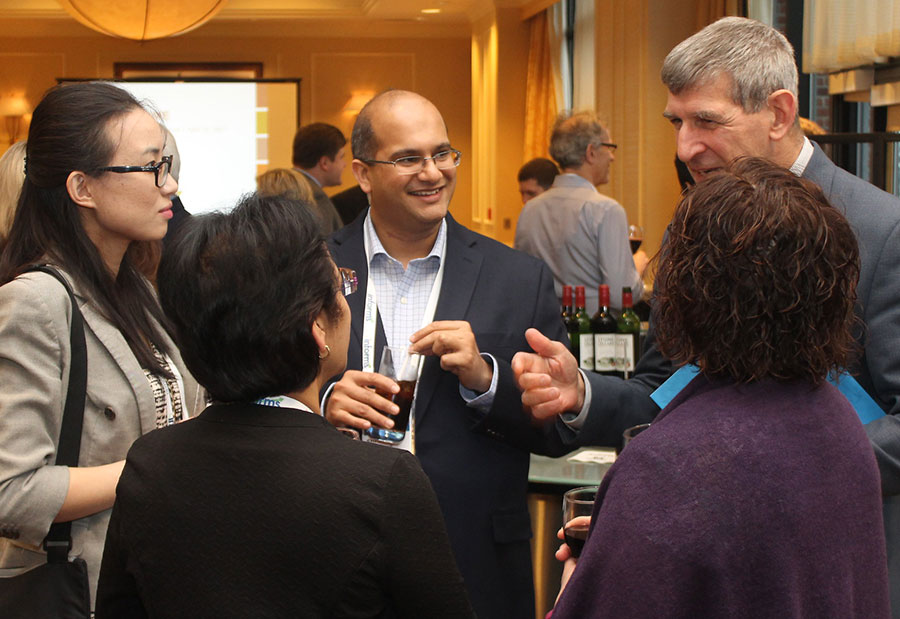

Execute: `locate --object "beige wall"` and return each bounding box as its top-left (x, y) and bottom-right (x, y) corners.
top-left (594, 0), bottom-right (698, 277)
top-left (469, 7), bottom-right (532, 245)
top-left (0, 27), bottom-right (472, 222)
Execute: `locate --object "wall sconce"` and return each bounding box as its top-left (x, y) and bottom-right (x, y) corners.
top-left (0, 96), bottom-right (29, 146)
top-left (343, 91), bottom-right (376, 115)
top-left (57, 0), bottom-right (227, 41)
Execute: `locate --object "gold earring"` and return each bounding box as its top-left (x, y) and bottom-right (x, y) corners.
top-left (318, 345), bottom-right (330, 360)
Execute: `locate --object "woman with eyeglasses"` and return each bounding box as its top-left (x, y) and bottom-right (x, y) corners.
top-left (95, 193), bottom-right (475, 618)
top-left (0, 82), bottom-right (202, 608)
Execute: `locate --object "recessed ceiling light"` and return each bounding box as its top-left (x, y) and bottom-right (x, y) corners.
top-left (421, 8), bottom-right (441, 14)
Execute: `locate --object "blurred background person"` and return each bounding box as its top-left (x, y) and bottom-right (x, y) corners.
top-left (161, 129), bottom-right (190, 245)
top-left (96, 193), bottom-right (475, 618)
top-left (517, 156), bottom-right (559, 204)
top-left (0, 82), bottom-right (201, 608)
top-left (292, 121), bottom-right (346, 234)
top-left (0, 140), bottom-right (26, 250)
top-left (549, 158), bottom-right (889, 618)
top-left (257, 166), bottom-right (316, 203)
top-left (331, 183), bottom-right (369, 226)
top-left (515, 111), bottom-right (643, 313)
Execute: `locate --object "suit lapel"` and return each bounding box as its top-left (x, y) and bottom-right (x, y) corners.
top-left (74, 292), bottom-right (158, 435)
top-left (329, 219), bottom-right (387, 370)
top-left (414, 216), bottom-right (483, 423)
top-left (331, 216), bottom-right (483, 425)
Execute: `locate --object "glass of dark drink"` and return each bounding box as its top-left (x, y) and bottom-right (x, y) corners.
top-left (619, 422), bottom-right (651, 453)
top-left (562, 486), bottom-right (598, 559)
top-left (364, 346), bottom-right (422, 443)
top-left (628, 224), bottom-right (644, 254)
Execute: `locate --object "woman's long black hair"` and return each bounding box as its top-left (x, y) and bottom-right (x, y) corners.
top-left (0, 82), bottom-right (173, 373)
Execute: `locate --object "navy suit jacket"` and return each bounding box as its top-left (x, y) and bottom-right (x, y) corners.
top-left (575, 142), bottom-right (900, 614)
top-left (328, 213), bottom-right (570, 619)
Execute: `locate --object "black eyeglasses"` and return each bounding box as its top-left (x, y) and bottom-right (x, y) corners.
top-left (360, 149), bottom-right (462, 175)
top-left (99, 155), bottom-right (173, 188)
top-left (599, 142), bottom-right (618, 152)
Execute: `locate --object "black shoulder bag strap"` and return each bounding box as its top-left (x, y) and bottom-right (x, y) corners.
top-left (25, 266), bottom-right (88, 564)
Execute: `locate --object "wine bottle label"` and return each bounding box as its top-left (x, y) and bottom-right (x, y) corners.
top-left (615, 333), bottom-right (636, 371)
top-left (594, 333), bottom-right (616, 372)
top-left (578, 333), bottom-right (594, 370)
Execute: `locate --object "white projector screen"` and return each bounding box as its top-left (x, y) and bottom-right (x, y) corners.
top-left (109, 80), bottom-right (299, 214)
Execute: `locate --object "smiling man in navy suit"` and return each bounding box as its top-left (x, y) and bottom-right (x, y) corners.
top-left (324, 89), bottom-right (570, 619)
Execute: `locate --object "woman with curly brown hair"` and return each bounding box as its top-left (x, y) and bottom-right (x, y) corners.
top-left (550, 157), bottom-right (890, 619)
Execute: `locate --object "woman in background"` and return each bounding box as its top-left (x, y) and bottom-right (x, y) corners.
top-left (96, 193), bottom-right (475, 618)
top-left (550, 157), bottom-right (889, 618)
top-left (0, 82), bottom-right (201, 607)
top-left (0, 140), bottom-right (26, 248)
top-left (257, 166), bottom-right (315, 202)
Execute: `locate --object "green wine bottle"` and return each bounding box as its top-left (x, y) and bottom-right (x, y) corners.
top-left (592, 284), bottom-right (618, 375)
top-left (574, 286), bottom-right (594, 370)
top-left (562, 285), bottom-right (578, 354)
top-left (616, 287), bottom-right (641, 378)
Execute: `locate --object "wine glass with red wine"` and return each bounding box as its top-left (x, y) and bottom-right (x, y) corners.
top-left (562, 486), bottom-right (598, 558)
top-left (628, 224), bottom-right (644, 254)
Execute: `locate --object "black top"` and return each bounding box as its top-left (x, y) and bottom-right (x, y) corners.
top-left (96, 402), bottom-right (474, 619)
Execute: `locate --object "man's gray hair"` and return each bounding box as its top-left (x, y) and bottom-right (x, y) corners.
top-left (661, 17), bottom-right (798, 114)
top-left (549, 111), bottom-right (607, 170)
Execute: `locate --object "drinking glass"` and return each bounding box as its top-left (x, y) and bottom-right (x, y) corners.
top-left (619, 422), bottom-right (651, 453)
top-left (561, 486), bottom-right (598, 558)
top-left (628, 224), bottom-right (644, 254)
top-left (364, 346), bottom-right (422, 443)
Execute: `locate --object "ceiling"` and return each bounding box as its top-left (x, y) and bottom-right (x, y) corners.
top-left (0, 0), bottom-right (538, 36)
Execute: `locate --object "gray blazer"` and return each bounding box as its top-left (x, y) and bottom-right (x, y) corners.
top-left (0, 268), bottom-right (201, 607)
top-left (804, 143), bottom-right (900, 615)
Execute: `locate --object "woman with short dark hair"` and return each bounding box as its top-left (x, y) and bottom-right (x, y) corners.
top-left (0, 82), bottom-right (201, 607)
top-left (550, 157), bottom-right (889, 618)
top-left (96, 193), bottom-right (475, 618)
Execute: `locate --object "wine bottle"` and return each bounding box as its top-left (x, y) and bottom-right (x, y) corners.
top-left (562, 285), bottom-right (578, 352)
top-left (616, 286), bottom-right (641, 378)
top-left (592, 284), bottom-right (618, 375)
top-left (574, 286), bottom-right (594, 370)
top-left (561, 285), bottom-right (573, 324)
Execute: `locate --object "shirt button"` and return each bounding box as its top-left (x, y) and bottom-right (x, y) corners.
top-left (104, 407), bottom-right (116, 420)
top-left (400, 297), bottom-right (408, 304)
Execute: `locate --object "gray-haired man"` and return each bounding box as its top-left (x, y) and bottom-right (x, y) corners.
top-left (514, 111), bottom-right (643, 314)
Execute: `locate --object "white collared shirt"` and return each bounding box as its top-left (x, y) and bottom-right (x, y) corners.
top-left (789, 137), bottom-right (814, 177)
top-left (365, 215), bottom-right (445, 349)
top-left (363, 213), bottom-right (498, 409)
